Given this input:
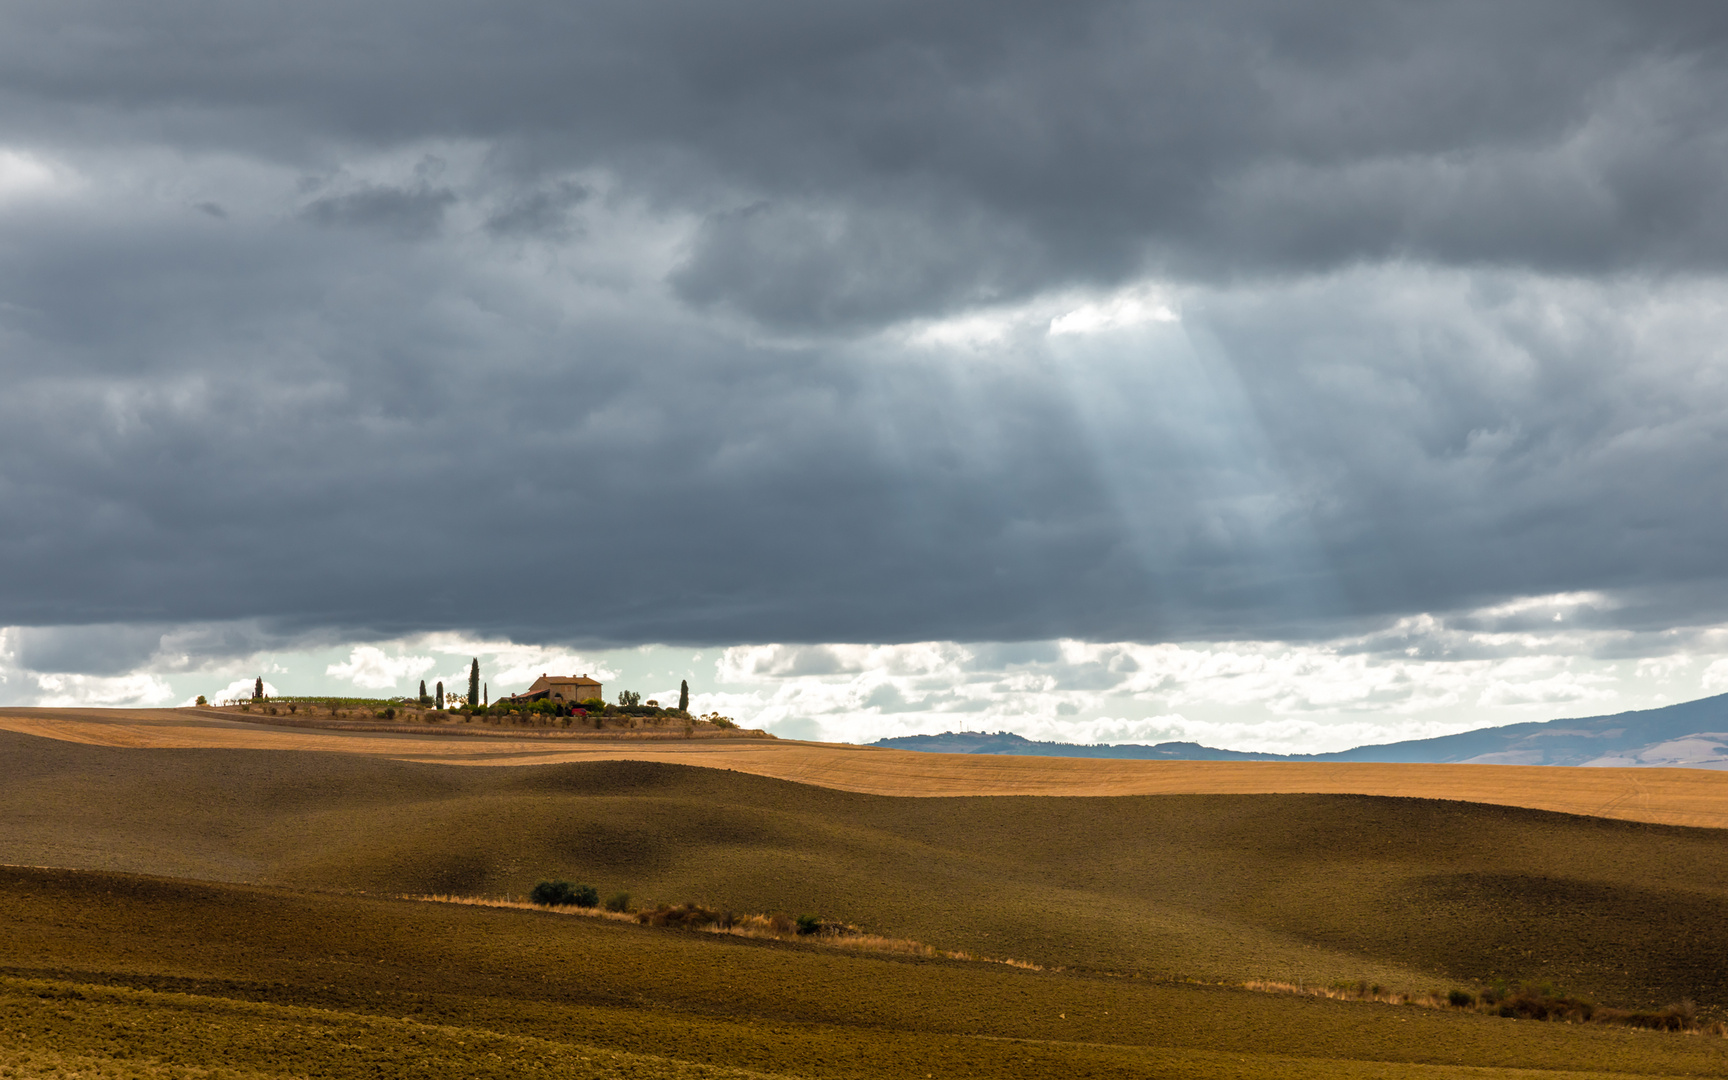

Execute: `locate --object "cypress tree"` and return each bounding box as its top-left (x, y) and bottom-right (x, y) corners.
top-left (253, 676), bottom-right (263, 700)
top-left (679, 679), bottom-right (689, 712)
top-left (468, 658), bottom-right (480, 708)
top-left (436, 681), bottom-right (443, 709)
top-left (419, 679), bottom-right (428, 706)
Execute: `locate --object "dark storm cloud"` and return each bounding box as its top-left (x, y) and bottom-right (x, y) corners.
top-left (303, 184), bottom-right (457, 241)
top-left (0, 0), bottom-right (1726, 654)
top-left (6, 1), bottom-right (1728, 323)
top-left (483, 181), bottom-right (590, 239)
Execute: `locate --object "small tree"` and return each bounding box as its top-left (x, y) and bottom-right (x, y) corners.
top-left (436, 681), bottom-right (444, 709)
top-left (530, 880), bottom-right (575, 906)
top-left (618, 690), bottom-right (641, 707)
top-left (679, 679), bottom-right (689, 712)
top-left (252, 676), bottom-right (264, 700)
top-left (468, 658), bottom-right (480, 708)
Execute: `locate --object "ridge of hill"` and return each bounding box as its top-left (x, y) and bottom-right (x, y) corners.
top-left (875, 692), bottom-right (1728, 767)
top-left (872, 730), bottom-right (1284, 760)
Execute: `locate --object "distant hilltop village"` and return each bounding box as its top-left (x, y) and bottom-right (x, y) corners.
top-left (200, 663), bottom-right (763, 739)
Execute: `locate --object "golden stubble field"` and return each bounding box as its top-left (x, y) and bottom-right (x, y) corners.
top-left (3, 705), bottom-right (1726, 827)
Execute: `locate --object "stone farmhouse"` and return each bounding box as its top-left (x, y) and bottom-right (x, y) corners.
top-left (513, 674), bottom-right (604, 704)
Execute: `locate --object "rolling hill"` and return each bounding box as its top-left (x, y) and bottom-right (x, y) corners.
top-left (876, 692), bottom-right (1728, 767)
top-left (6, 722), bottom-right (1728, 1076)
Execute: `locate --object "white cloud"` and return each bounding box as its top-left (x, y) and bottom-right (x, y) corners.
top-left (707, 598), bottom-right (1728, 752)
top-left (1702, 659), bottom-right (1728, 694)
top-left (1469, 591), bottom-right (1615, 621)
top-left (1049, 285), bottom-right (1180, 335)
top-left (1475, 669), bottom-right (1618, 708)
top-left (32, 671), bottom-right (176, 708)
top-left (0, 148), bottom-right (69, 204)
top-left (325, 646), bottom-right (434, 690)
top-left (207, 676), bottom-right (280, 704)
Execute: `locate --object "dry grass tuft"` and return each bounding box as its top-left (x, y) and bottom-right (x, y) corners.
top-left (1242, 979), bottom-right (1727, 1036)
top-left (1243, 979), bottom-right (1427, 1006)
top-left (407, 893), bottom-right (1044, 970)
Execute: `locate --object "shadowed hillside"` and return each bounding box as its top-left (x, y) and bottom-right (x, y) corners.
top-left (6, 728), bottom-right (1728, 1013)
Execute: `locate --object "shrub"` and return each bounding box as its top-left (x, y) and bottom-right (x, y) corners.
top-left (195, 695), bottom-right (208, 706)
top-left (383, 707), bottom-right (396, 720)
top-left (1604, 1001), bottom-right (1696, 1031)
top-left (287, 703), bottom-right (297, 713)
top-left (603, 891), bottom-right (631, 913)
top-left (795, 914), bottom-right (823, 936)
top-left (1448, 990), bottom-right (1476, 1008)
top-left (637, 903), bottom-right (728, 929)
top-left (579, 698), bottom-right (605, 711)
top-left (529, 880), bottom-right (577, 906)
top-left (572, 884), bottom-right (599, 908)
top-left (1495, 990), bottom-right (1594, 1023)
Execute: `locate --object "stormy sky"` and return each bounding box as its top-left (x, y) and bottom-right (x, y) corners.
top-left (4, 1), bottom-right (1728, 746)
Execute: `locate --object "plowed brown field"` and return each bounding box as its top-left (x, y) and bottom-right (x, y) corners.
top-left (4, 706), bottom-right (1726, 828)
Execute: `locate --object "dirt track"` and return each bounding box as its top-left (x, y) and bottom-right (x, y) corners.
top-left (5, 706), bottom-right (1728, 828)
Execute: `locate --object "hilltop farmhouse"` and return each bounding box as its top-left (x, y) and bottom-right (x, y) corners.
top-left (512, 674), bottom-right (603, 704)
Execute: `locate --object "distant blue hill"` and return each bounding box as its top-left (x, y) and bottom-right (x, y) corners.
top-left (871, 731), bottom-right (1284, 760)
top-left (871, 692), bottom-right (1728, 768)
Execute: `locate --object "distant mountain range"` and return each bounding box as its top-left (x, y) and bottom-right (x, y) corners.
top-left (872, 693), bottom-right (1728, 768)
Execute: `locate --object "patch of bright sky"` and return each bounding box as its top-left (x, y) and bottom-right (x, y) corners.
top-left (900, 281), bottom-right (1181, 351)
top-left (6, 595), bottom-right (1728, 754)
top-left (0, 148), bottom-right (71, 204)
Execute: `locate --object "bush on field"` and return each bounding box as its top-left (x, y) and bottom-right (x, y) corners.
top-left (604, 891), bottom-right (631, 913)
top-left (1494, 990), bottom-right (1595, 1023)
top-left (529, 880), bottom-right (598, 907)
top-left (1598, 1001), bottom-right (1697, 1031)
top-left (1447, 989), bottom-right (1475, 1008)
top-left (795, 914), bottom-right (823, 936)
top-left (637, 903), bottom-right (739, 930)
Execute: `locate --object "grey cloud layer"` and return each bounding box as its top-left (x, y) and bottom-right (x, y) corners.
top-left (1, 1), bottom-right (1726, 652)
top-left (9, 2), bottom-right (1728, 308)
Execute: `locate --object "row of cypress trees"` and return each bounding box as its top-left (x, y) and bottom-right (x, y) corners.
top-left (410, 660), bottom-right (487, 709)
